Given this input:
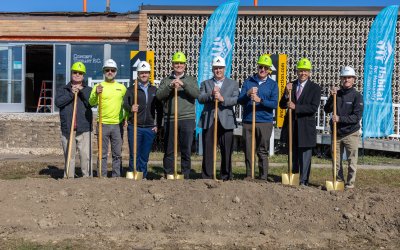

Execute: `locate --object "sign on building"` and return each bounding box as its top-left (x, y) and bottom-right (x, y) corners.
top-left (130, 51), bottom-right (155, 84)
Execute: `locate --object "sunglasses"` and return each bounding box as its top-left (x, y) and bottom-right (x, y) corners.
top-left (258, 65), bottom-right (270, 70)
top-left (104, 68), bottom-right (116, 73)
top-left (72, 71), bottom-right (84, 75)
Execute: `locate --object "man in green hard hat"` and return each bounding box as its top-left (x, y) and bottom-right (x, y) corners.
top-left (156, 51), bottom-right (200, 179)
top-left (238, 54), bottom-right (279, 180)
top-left (55, 62), bottom-right (93, 178)
top-left (279, 58), bottom-right (321, 186)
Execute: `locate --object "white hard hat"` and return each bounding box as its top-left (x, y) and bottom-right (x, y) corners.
top-left (340, 66), bottom-right (356, 77)
top-left (103, 59), bottom-right (118, 70)
top-left (137, 61), bottom-right (151, 72)
top-left (212, 56), bottom-right (226, 67)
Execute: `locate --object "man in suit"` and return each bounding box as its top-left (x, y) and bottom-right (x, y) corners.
top-left (238, 54), bottom-right (278, 180)
top-left (198, 56), bottom-right (239, 180)
top-left (279, 58), bottom-right (321, 186)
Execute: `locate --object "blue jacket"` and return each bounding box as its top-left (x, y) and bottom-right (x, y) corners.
top-left (237, 75), bottom-right (278, 123)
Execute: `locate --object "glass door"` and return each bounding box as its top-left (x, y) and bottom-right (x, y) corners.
top-left (0, 45), bottom-right (25, 112)
top-left (53, 44), bottom-right (70, 112)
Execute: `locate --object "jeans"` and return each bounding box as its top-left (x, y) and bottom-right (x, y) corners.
top-left (127, 124), bottom-right (156, 178)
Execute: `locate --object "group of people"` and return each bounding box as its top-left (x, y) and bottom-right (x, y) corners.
top-left (55, 52), bottom-right (363, 189)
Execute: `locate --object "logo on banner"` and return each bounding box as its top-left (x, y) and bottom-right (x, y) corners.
top-left (211, 36), bottom-right (232, 58)
top-left (375, 40), bottom-right (393, 64)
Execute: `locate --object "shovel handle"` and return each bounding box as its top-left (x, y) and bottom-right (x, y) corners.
top-left (98, 91), bottom-right (103, 178)
top-left (251, 101), bottom-right (256, 179)
top-left (66, 92), bottom-right (78, 179)
top-left (333, 92), bottom-right (337, 183)
top-left (174, 87), bottom-right (178, 179)
top-left (213, 99), bottom-right (218, 180)
top-left (288, 89), bottom-right (292, 176)
top-left (133, 79), bottom-right (138, 175)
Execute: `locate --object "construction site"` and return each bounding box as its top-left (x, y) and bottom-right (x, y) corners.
top-left (0, 4), bottom-right (399, 249)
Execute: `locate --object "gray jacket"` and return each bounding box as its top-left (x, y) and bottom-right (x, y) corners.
top-left (198, 78), bottom-right (239, 130)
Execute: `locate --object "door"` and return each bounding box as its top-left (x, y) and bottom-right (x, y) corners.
top-left (53, 44), bottom-right (70, 112)
top-left (0, 45), bottom-right (25, 112)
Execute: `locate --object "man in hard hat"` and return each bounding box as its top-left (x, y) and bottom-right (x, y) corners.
top-left (89, 59), bottom-right (127, 177)
top-left (55, 62), bottom-right (93, 178)
top-left (156, 51), bottom-right (200, 179)
top-left (198, 56), bottom-right (239, 180)
top-left (238, 54), bottom-right (278, 180)
top-left (123, 61), bottom-right (163, 179)
top-left (279, 58), bottom-right (321, 186)
top-left (323, 66), bottom-right (363, 189)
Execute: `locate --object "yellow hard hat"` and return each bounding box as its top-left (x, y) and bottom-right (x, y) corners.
top-left (257, 54), bottom-right (273, 67)
top-left (71, 62), bottom-right (86, 74)
top-left (172, 51), bottom-right (187, 63)
top-left (296, 58), bottom-right (312, 70)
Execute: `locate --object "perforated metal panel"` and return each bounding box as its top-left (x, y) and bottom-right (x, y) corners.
top-left (147, 14), bottom-right (400, 139)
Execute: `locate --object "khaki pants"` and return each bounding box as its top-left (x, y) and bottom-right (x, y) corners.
top-left (333, 131), bottom-right (359, 186)
top-left (61, 131), bottom-right (92, 178)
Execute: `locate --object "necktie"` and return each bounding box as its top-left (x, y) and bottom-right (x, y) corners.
top-left (296, 84), bottom-right (303, 100)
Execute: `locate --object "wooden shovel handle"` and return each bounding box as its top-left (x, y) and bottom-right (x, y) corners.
top-left (213, 99), bottom-right (218, 180)
top-left (98, 91), bottom-right (103, 178)
top-left (66, 92), bottom-right (78, 179)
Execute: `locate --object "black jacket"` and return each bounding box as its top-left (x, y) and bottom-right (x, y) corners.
top-left (55, 82), bottom-right (93, 137)
top-left (279, 79), bottom-right (321, 148)
top-left (123, 83), bottom-right (163, 128)
top-left (323, 87), bottom-right (363, 137)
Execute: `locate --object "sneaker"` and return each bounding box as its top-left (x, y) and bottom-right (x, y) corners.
top-left (345, 184), bottom-right (354, 189)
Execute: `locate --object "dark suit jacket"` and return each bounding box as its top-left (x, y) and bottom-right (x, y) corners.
top-left (279, 79), bottom-right (321, 148)
top-left (198, 78), bottom-right (239, 130)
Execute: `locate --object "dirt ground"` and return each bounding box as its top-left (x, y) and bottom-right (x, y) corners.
top-left (0, 155), bottom-right (399, 249)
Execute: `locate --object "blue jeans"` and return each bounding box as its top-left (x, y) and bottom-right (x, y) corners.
top-left (127, 124), bottom-right (156, 177)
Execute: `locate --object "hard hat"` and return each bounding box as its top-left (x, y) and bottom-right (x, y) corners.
top-left (172, 51), bottom-right (187, 63)
top-left (71, 62), bottom-right (86, 74)
top-left (296, 58), bottom-right (312, 70)
top-left (340, 66), bottom-right (357, 77)
top-left (103, 59), bottom-right (118, 70)
top-left (212, 56), bottom-right (226, 67)
top-left (257, 54), bottom-right (273, 67)
top-left (137, 61), bottom-right (151, 72)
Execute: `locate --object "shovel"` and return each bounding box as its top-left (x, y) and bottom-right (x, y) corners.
top-left (251, 100), bottom-right (256, 179)
top-left (213, 99), bottom-right (219, 180)
top-left (326, 91), bottom-right (344, 191)
top-left (66, 92), bottom-right (78, 179)
top-left (98, 90), bottom-right (103, 178)
top-left (126, 80), bottom-right (143, 180)
top-left (282, 88), bottom-right (299, 185)
top-left (167, 87), bottom-right (184, 180)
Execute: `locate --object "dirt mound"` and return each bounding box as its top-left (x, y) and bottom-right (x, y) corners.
top-left (0, 177), bottom-right (399, 249)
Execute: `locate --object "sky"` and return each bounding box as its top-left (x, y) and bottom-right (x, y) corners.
top-left (0, 0), bottom-right (398, 13)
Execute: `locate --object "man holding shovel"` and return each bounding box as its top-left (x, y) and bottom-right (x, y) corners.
top-left (89, 59), bottom-right (127, 177)
top-left (55, 62), bottom-right (92, 178)
top-left (323, 66), bottom-right (363, 189)
top-left (279, 58), bottom-right (321, 186)
top-left (123, 61), bottom-right (163, 179)
top-left (238, 54), bottom-right (278, 180)
top-left (198, 56), bottom-right (239, 180)
top-left (156, 51), bottom-right (200, 179)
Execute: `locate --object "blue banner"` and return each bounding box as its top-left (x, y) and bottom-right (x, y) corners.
top-left (196, 0), bottom-right (239, 136)
top-left (363, 5), bottom-right (398, 138)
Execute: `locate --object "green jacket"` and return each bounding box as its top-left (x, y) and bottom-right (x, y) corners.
top-left (156, 73), bottom-right (200, 121)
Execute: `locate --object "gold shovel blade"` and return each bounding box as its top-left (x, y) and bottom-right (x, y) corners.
top-left (325, 180), bottom-right (345, 191)
top-left (133, 172), bottom-right (143, 180)
top-left (167, 174), bottom-right (184, 180)
top-left (126, 171), bottom-right (134, 179)
top-left (282, 173), bottom-right (300, 186)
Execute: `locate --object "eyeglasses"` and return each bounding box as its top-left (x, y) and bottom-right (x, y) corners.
top-left (72, 71), bottom-right (84, 75)
top-left (173, 62), bottom-right (185, 65)
top-left (258, 65), bottom-right (270, 70)
top-left (104, 68), bottom-right (116, 73)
